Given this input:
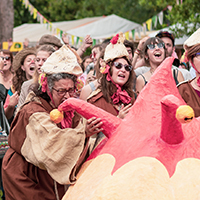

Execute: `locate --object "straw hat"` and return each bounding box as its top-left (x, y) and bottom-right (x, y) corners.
top-left (41, 45), bottom-right (83, 76)
top-left (184, 28), bottom-right (200, 49)
top-left (39, 34), bottom-right (63, 48)
top-left (12, 47), bottom-right (36, 71)
top-left (104, 32), bottom-right (129, 63)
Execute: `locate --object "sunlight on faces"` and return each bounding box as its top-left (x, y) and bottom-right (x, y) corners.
top-left (21, 54), bottom-right (36, 80)
top-left (35, 51), bottom-right (51, 74)
top-left (52, 78), bottom-right (75, 108)
top-left (111, 58), bottom-right (130, 87)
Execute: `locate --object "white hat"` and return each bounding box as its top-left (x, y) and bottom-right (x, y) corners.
top-left (104, 32), bottom-right (129, 63)
top-left (184, 28), bottom-right (200, 49)
top-left (41, 45), bottom-right (83, 76)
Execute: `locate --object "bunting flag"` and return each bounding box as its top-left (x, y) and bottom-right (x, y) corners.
top-left (143, 23), bottom-right (147, 35)
top-left (125, 31), bottom-right (129, 40)
top-left (93, 39), bottom-right (96, 46)
top-left (152, 15), bottom-right (157, 28)
top-left (141, 5), bottom-right (175, 35)
top-left (158, 11), bottom-right (164, 26)
top-left (146, 18), bottom-right (152, 31)
top-left (131, 29), bottom-right (135, 40)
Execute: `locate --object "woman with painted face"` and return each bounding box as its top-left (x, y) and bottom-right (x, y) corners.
top-left (16, 45), bottom-right (55, 111)
top-left (2, 45), bottom-right (102, 199)
top-left (178, 28), bottom-right (200, 117)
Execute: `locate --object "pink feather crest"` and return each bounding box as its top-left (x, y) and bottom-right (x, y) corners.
top-left (110, 34), bottom-right (119, 44)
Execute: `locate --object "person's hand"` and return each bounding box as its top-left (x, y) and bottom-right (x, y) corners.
top-left (81, 35), bottom-right (93, 51)
top-left (117, 104), bottom-right (132, 119)
top-left (62, 33), bottom-right (69, 45)
top-left (8, 92), bottom-right (19, 108)
top-left (85, 117), bottom-right (103, 137)
top-left (137, 36), bottom-right (150, 51)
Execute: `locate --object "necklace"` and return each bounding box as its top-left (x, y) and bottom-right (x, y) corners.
top-left (150, 69), bottom-right (155, 74)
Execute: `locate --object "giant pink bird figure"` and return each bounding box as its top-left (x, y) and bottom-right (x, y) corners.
top-left (53, 57), bottom-right (200, 199)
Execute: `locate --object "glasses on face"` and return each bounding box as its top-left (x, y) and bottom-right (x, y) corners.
top-left (147, 43), bottom-right (165, 50)
top-left (113, 62), bottom-right (133, 72)
top-left (52, 87), bottom-right (75, 97)
top-left (1, 56), bottom-right (11, 61)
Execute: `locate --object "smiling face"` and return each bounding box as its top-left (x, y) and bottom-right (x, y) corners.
top-left (21, 54), bottom-right (36, 80)
top-left (111, 58), bottom-right (131, 87)
top-left (52, 78), bottom-right (75, 108)
top-left (144, 38), bottom-right (166, 67)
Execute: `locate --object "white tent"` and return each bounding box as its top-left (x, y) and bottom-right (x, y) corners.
top-left (148, 23), bottom-right (190, 46)
top-left (13, 16), bottom-right (104, 42)
top-left (67, 14), bottom-right (142, 39)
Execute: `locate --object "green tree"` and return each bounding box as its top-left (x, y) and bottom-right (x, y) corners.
top-left (138, 0), bottom-right (200, 37)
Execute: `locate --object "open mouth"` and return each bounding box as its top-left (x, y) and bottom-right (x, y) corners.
top-left (30, 66), bottom-right (35, 71)
top-left (118, 74), bottom-right (125, 78)
top-left (154, 52), bottom-right (162, 57)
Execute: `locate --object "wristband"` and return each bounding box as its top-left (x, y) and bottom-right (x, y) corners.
top-left (135, 49), bottom-right (141, 55)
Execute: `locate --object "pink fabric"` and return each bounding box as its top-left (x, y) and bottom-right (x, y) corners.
top-left (60, 110), bottom-right (74, 129)
top-left (106, 71), bottom-right (132, 105)
top-left (41, 75), bottom-right (47, 93)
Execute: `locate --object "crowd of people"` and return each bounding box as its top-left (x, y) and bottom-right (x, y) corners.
top-left (0, 27), bottom-right (199, 199)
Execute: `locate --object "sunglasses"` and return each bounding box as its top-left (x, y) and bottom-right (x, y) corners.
top-left (113, 62), bottom-right (132, 72)
top-left (52, 87), bottom-right (75, 97)
top-left (1, 56), bottom-right (11, 61)
top-left (147, 43), bottom-right (165, 50)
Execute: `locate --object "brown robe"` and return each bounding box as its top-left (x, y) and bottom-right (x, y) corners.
top-left (2, 93), bottom-right (87, 200)
top-left (178, 79), bottom-right (200, 117)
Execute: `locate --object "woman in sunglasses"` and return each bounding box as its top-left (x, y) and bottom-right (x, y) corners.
top-left (135, 37), bottom-right (183, 94)
top-left (87, 33), bottom-right (136, 149)
top-left (0, 50), bottom-right (13, 94)
top-left (178, 28), bottom-right (200, 117)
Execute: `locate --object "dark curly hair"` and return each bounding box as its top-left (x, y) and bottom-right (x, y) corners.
top-left (12, 52), bottom-right (35, 94)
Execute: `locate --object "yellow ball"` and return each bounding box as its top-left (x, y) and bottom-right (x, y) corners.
top-left (176, 105), bottom-right (194, 123)
top-left (50, 109), bottom-right (64, 124)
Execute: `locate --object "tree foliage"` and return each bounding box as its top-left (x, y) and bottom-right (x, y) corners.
top-left (13, 0), bottom-right (200, 37)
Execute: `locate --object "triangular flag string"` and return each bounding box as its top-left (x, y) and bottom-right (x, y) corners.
top-left (19, 0), bottom-right (143, 45)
